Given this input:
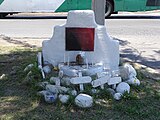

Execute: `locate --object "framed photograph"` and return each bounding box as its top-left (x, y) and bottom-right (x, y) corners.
top-left (65, 27), bottom-right (95, 51)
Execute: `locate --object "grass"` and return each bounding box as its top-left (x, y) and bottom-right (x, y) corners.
top-left (0, 46), bottom-right (160, 120)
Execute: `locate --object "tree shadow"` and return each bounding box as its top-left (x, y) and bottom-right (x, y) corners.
top-left (113, 37), bottom-right (160, 70)
top-left (0, 34), bottom-right (38, 48)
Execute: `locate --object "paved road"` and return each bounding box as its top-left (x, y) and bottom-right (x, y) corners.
top-left (0, 13), bottom-right (160, 71)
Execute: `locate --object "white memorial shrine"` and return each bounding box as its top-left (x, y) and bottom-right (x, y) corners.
top-left (34, 10), bottom-right (140, 106)
top-left (42, 10), bottom-right (119, 70)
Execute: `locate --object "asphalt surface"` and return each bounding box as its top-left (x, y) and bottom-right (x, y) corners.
top-left (0, 12), bottom-right (160, 72)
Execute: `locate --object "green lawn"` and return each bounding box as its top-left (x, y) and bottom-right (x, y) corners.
top-left (0, 46), bottom-right (160, 120)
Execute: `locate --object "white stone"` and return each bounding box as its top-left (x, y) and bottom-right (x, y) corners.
top-left (108, 77), bottom-right (122, 85)
top-left (85, 65), bottom-right (103, 76)
top-left (124, 63), bottom-right (137, 77)
top-left (70, 76), bottom-right (92, 84)
top-left (46, 85), bottom-right (69, 94)
top-left (119, 66), bottom-right (130, 80)
top-left (38, 90), bottom-right (57, 103)
top-left (70, 90), bottom-right (77, 96)
top-left (75, 94), bottom-right (93, 108)
top-left (58, 70), bottom-right (64, 78)
top-left (37, 82), bottom-right (49, 89)
top-left (44, 94), bottom-right (57, 103)
top-left (60, 66), bottom-right (78, 77)
top-left (97, 71), bottom-right (109, 78)
top-left (59, 94), bottom-right (70, 104)
top-left (116, 82), bottom-right (130, 94)
top-left (61, 77), bottom-right (71, 86)
top-left (92, 75), bottom-right (110, 88)
top-left (50, 77), bottom-right (60, 86)
top-left (43, 65), bottom-right (51, 74)
top-left (114, 93), bottom-right (123, 100)
top-left (37, 90), bottom-right (51, 96)
top-left (127, 77), bottom-right (140, 86)
top-left (42, 10), bottom-right (119, 70)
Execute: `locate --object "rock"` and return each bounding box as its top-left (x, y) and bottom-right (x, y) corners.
top-left (37, 82), bottom-right (49, 89)
top-left (107, 88), bottom-right (116, 96)
top-left (127, 77), bottom-right (140, 86)
top-left (70, 90), bottom-right (77, 96)
top-left (124, 63), bottom-right (137, 77)
top-left (46, 85), bottom-right (69, 94)
top-left (108, 77), bottom-right (122, 85)
top-left (0, 74), bottom-right (6, 80)
top-left (50, 77), bottom-right (60, 86)
top-left (75, 94), bottom-right (93, 108)
top-left (85, 65), bottom-right (103, 76)
top-left (58, 70), bottom-right (64, 79)
top-left (59, 94), bottom-right (70, 104)
top-left (43, 65), bottom-right (51, 74)
top-left (114, 93), bottom-right (123, 100)
top-left (61, 77), bottom-right (71, 86)
top-left (44, 93), bottom-right (57, 103)
top-left (119, 66), bottom-right (130, 80)
top-left (38, 90), bottom-right (57, 103)
top-left (119, 64), bottom-right (137, 80)
top-left (60, 66), bottom-right (78, 77)
top-left (116, 82), bottom-right (130, 94)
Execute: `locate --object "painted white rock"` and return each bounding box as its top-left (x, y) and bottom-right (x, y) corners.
top-left (60, 66), bottom-right (78, 77)
top-left (58, 70), bottom-right (64, 78)
top-left (75, 94), bottom-right (93, 108)
top-left (116, 82), bottom-right (130, 94)
top-left (119, 66), bottom-right (130, 80)
top-left (59, 94), bottom-right (70, 104)
top-left (127, 77), bottom-right (140, 86)
top-left (37, 90), bottom-right (52, 96)
top-left (124, 63), bottom-right (137, 77)
top-left (92, 75), bottom-right (110, 88)
top-left (43, 65), bottom-right (51, 74)
top-left (108, 77), bottom-right (122, 85)
top-left (44, 94), bottom-right (57, 103)
top-left (46, 85), bottom-right (69, 94)
top-left (114, 93), bottom-right (123, 100)
top-left (70, 76), bottom-right (92, 84)
top-left (61, 77), bottom-right (71, 86)
top-left (50, 77), bottom-right (60, 86)
top-left (70, 90), bottom-right (77, 96)
top-left (97, 71), bottom-right (110, 78)
top-left (85, 65), bottom-right (103, 76)
top-left (37, 82), bottom-right (49, 89)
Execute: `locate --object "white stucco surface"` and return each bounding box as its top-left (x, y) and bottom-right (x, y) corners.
top-left (42, 10), bottom-right (119, 70)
